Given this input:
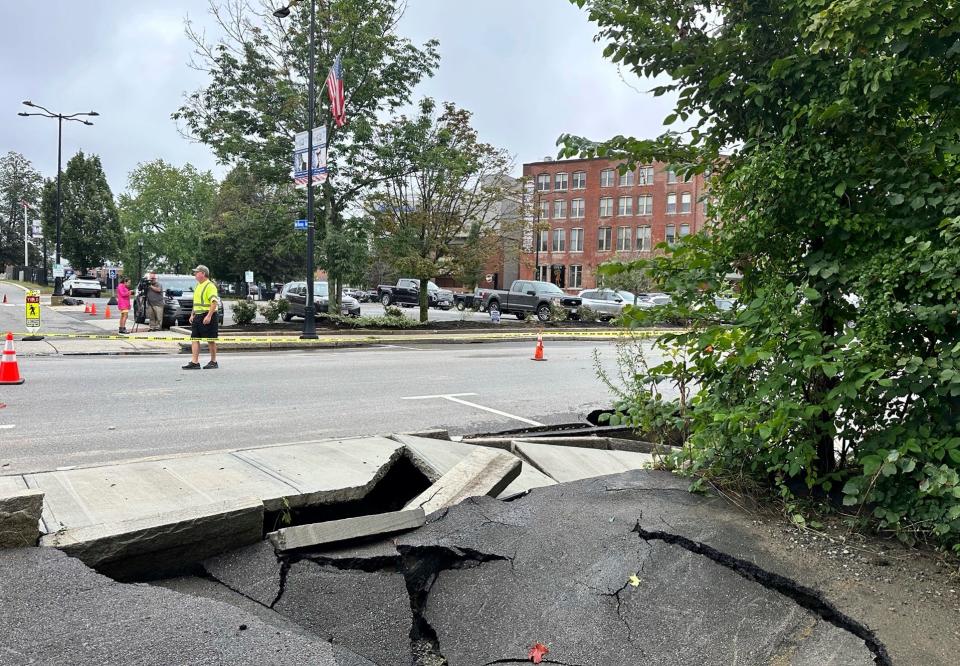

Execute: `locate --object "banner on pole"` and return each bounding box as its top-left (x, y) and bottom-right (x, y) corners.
top-left (293, 127), bottom-right (328, 188)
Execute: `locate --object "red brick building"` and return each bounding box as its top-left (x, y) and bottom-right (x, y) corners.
top-left (520, 157), bottom-right (709, 291)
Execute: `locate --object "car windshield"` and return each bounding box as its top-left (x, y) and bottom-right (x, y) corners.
top-left (533, 282), bottom-right (564, 295)
top-left (616, 291), bottom-right (635, 302)
top-left (314, 282), bottom-right (329, 297)
top-left (162, 278), bottom-right (197, 293)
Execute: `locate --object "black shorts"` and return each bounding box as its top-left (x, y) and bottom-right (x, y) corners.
top-left (191, 315), bottom-right (219, 340)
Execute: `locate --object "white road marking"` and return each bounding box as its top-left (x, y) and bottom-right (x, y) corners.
top-left (403, 392), bottom-right (478, 400)
top-left (0, 424), bottom-right (14, 429)
top-left (401, 393), bottom-right (545, 427)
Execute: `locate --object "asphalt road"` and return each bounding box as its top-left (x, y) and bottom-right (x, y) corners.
top-left (0, 340), bottom-right (659, 475)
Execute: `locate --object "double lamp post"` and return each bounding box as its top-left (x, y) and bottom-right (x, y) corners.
top-left (18, 101), bottom-right (98, 300)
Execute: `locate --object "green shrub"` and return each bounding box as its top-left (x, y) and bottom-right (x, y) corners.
top-left (384, 305), bottom-right (405, 319)
top-left (548, 302), bottom-right (569, 321)
top-left (259, 298), bottom-right (290, 324)
top-left (231, 298), bottom-right (258, 326)
top-left (577, 304), bottom-right (600, 323)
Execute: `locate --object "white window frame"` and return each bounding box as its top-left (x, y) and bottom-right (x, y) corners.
top-left (638, 166), bottom-right (654, 185)
top-left (666, 193), bottom-right (677, 215)
top-left (537, 229), bottom-right (549, 252)
top-left (571, 198), bottom-right (585, 219)
top-left (637, 194), bottom-right (653, 216)
top-left (539, 199), bottom-right (550, 220)
top-left (570, 228), bottom-right (584, 252)
top-left (599, 197), bottom-right (614, 217)
top-left (536, 173), bottom-right (550, 192)
top-left (666, 170), bottom-right (677, 185)
top-left (570, 265), bottom-right (583, 289)
top-left (536, 265), bottom-right (550, 282)
top-left (553, 199), bottom-right (567, 219)
top-left (666, 224), bottom-right (676, 245)
top-left (616, 226), bottom-right (632, 251)
top-left (600, 169), bottom-right (615, 187)
top-left (637, 225), bottom-right (651, 252)
top-left (597, 226), bottom-right (612, 251)
top-left (552, 228), bottom-right (566, 253)
top-left (618, 196), bottom-right (633, 217)
top-left (619, 170), bottom-right (634, 187)
top-left (680, 192), bottom-right (692, 214)
top-left (572, 171), bottom-right (586, 189)
top-left (554, 172), bottom-right (568, 191)
top-left (680, 223), bottom-right (691, 238)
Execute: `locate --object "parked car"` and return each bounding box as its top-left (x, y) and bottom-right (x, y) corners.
top-left (279, 281), bottom-right (361, 319)
top-left (377, 279), bottom-right (454, 309)
top-left (477, 280), bottom-right (581, 322)
top-left (577, 289), bottom-right (636, 321)
top-left (62, 275), bottom-right (102, 298)
top-left (133, 274), bottom-right (225, 328)
top-left (453, 292), bottom-right (480, 311)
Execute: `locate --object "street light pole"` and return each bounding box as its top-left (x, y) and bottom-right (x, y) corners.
top-left (275, 0), bottom-right (319, 339)
top-left (137, 237), bottom-right (144, 279)
top-left (18, 101), bottom-right (98, 301)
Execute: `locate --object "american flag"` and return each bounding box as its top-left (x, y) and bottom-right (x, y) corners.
top-left (326, 54), bottom-right (346, 128)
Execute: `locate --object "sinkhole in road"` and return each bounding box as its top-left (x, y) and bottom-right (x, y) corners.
top-left (262, 455), bottom-right (432, 536)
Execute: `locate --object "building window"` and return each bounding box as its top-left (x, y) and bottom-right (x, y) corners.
top-left (681, 192), bottom-right (692, 213)
top-left (666, 170), bottom-right (677, 185)
top-left (638, 166), bottom-right (654, 185)
top-left (536, 173), bottom-right (550, 192)
top-left (618, 196), bottom-right (633, 216)
top-left (572, 171), bottom-right (586, 189)
top-left (536, 265), bottom-right (550, 282)
top-left (666, 193), bottom-right (677, 215)
top-left (680, 223), bottom-right (690, 238)
top-left (570, 228), bottom-right (584, 252)
top-left (637, 225), bottom-right (651, 252)
top-left (538, 229), bottom-right (549, 252)
top-left (599, 197), bottom-right (614, 217)
top-left (600, 169), bottom-right (615, 187)
top-left (552, 228), bottom-right (566, 253)
top-left (553, 199), bottom-right (567, 219)
top-left (539, 199), bottom-right (550, 221)
top-left (666, 224), bottom-right (676, 245)
top-left (554, 172), bottom-right (568, 191)
top-left (616, 226), bottom-right (632, 251)
top-left (570, 265), bottom-right (583, 289)
top-left (619, 170), bottom-right (634, 186)
top-left (571, 198), bottom-right (585, 218)
top-left (637, 195), bottom-right (653, 215)
top-left (598, 226), bottom-right (612, 251)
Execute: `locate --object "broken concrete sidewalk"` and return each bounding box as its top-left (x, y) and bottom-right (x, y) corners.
top-left (403, 447), bottom-right (521, 515)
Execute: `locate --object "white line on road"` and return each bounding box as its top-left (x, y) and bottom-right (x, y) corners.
top-left (402, 393), bottom-right (545, 427)
top-left (402, 392), bottom-right (478, 400)
top-left (0, 424), bottom-right (14, 429)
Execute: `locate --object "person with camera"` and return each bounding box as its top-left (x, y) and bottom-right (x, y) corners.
top-left (145, 275), bottom-right (165, 331)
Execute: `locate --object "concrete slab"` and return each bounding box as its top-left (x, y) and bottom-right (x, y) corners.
top-left (0, 474), bottom-right (27, 494)
top-left (393, 434), bottom-right (555, 500)
top-left (513, 440), bottom-right (654, 483)
top-left (25, 450), bottom-right (299, 531)
top-left (41, 497), bottom-right (263, 580)
top-left (0, 489), bottom-right (43, 548)
top-left (234, 436), bottom-right (404, 508)
top-left (269, 508), bottom-right (425, 552)
top-left (0, 547), bottom-right (372, 665)
top-left (404, 447), bottom-right (521, 515)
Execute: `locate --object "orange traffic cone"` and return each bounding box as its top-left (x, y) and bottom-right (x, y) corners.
top-left (532, 331), bottom-right (546, 361)
top-left (0, 332), bottom-right (24, 385)
top-left (90, 303), bottom-right (97, 316)
top-left (84, 303), bottom-right (91, 314)
top-left (104, 305), bottom-right (111, 319)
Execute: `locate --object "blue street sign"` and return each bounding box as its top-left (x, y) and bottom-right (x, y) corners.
top-left (108, 268), bottom-right (117, 279)
top-left (294, 219), bottom-right (308, 229)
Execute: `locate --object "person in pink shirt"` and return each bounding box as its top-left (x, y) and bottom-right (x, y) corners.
top-left (117, 276), bottom-right (132, 335)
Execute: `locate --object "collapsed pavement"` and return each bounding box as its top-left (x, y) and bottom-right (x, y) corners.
top-left (0, 429), bottom-right (892, 664)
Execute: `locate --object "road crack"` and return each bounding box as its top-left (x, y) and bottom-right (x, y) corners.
top-left (631, 521), bottom-right (891, 665)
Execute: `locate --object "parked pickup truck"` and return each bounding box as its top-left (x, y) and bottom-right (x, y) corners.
top-left (377, 278), bottom-right (454, 309)
top-left (477, 280), bottom-right (581, 321)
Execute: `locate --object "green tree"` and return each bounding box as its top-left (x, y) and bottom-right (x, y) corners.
top-left (203, 165), bottom-right (304, 284)
top-left (567, 0), bottom-right (960, 549)
top-left (368, 99), bottom-right (512, 322)
top-left (117, 160), bottom-right (217, 275)
top-left (0, 152), bottom-right (43, 270)
top-left (174, 0), bottom-right (439, 305)
top-left (55, 152), bottom-right (121, 273)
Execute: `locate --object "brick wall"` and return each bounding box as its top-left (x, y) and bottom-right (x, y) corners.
top-left (520, 157), bottom-right (708, 292)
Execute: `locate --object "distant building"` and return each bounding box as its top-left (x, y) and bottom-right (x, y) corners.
top-left (520, 156), bottom-right (709, 291)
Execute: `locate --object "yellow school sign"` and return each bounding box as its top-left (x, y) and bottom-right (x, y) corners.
top-left (25, 290), bottom-right (40, 331)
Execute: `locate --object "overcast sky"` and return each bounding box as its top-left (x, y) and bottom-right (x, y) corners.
top-left (1, 0), bottom-right (677, 194)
